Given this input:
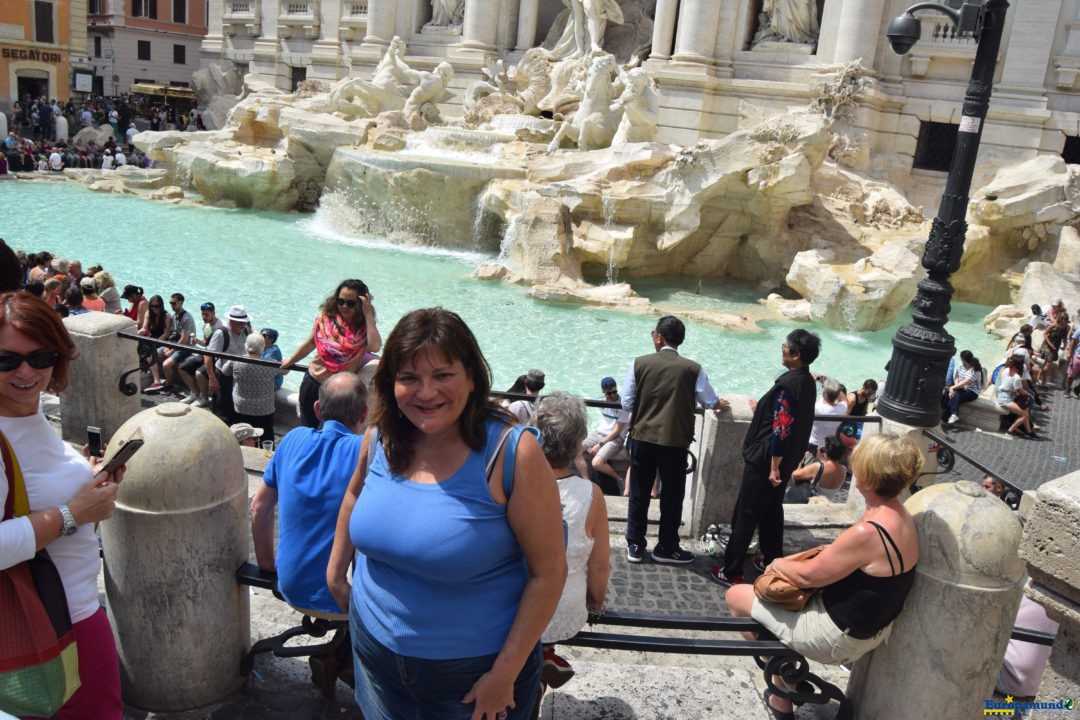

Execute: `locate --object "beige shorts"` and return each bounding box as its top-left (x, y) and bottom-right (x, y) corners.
top-left (750, 594), bottom-right (892, 666)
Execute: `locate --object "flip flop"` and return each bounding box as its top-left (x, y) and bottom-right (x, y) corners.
top-left (762, 689), bottom-right (795, 720)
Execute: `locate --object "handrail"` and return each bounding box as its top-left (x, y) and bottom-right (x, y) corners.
top-left (922, 429), bottom-right (1023, 509)
top-left (116, 330), bottom-right (308, 372)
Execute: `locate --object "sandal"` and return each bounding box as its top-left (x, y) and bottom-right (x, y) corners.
top-left (762, 689), bottom-right (795, 720)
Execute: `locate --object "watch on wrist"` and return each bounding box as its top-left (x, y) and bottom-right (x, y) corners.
top-left (58, 504), bottom-right (78, 536)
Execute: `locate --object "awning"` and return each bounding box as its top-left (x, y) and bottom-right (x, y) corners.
top-left (129, 82), bottom-right (196, 99)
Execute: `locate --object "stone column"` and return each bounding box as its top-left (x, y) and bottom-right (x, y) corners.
top-left (996, 0), bottom-right (1059, 96)
top-left (102, 403), bottom-right (249, 711)
top-left (515, 0), bottom-right (539, 51)
top-left (648, 0), bottom-right (679, 61)
top-left (692, 396), bottom-right (753, 538)
top-left (460, 0), bottom-right (499, 52)
top-left (830, 0), bottom-right (886, 66)
top-left (60, 312), bottom-right (139, 444)
top-left (671, 0), bottom-right (721, 65)
top-left (1019, 472), bottom-right (1080, 702)
top-left (846, 481), bottom-right (1026, 720)
top-left (360, 0), bottom-right (397, 51)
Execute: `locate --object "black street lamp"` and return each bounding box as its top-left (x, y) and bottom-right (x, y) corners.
top-left (877, 0), bottom-right (1010, 427)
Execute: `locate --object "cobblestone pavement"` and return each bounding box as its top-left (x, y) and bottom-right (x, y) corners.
top-left (123, 688), bottom-right (362, 720)
top-left (937, 385), bottom-right (1079, 492)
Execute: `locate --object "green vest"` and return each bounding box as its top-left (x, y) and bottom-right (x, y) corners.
top-left (629, 349), bottom-right (701, 448)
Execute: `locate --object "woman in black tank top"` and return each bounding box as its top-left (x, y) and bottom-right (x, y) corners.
top-left (724, 434), bottom-right (923, 720)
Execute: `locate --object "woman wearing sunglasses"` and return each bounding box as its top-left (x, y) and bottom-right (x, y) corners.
top-left (0, 292), bottom-right (125, 718)
top-left (281, 279), bottom-right (382, 428)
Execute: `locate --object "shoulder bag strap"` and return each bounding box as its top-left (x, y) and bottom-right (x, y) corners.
top-left (485, 424), bottom-right (541, 499)
top-left (0, 430), bottom-right (29, 520)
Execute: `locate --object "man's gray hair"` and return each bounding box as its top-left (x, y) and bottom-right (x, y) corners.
top-left (535, 391), bottom-right (588, 470)
top-left (318, 373), bottom-right (369, 427)
top-left (822, 378), bottom-right (841, 404)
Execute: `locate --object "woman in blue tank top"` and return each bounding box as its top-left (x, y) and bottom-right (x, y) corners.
top-left (326, 308), bottom-right (567, 720)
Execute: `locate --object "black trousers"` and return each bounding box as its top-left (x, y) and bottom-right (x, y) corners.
top-left (624, 439), bottom-right (688, 552)
top-left (212, 371), bottom-right (236, 424)
top-left (299, 372), bottom-right (321, 429)
top-left (721, 461), bottom-right (788, 577)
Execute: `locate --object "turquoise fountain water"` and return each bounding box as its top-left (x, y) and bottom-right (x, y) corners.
top-left (2, 181), bottom-right (1004, 399)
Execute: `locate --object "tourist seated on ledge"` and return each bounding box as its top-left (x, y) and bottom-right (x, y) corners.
top-left (726, 434), bottom-right (922, 720)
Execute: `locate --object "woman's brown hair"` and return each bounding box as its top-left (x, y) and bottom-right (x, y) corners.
top-left (0, 291), bottom-right (78, 391)
top-left (371, 307), bottom-right (512, 473)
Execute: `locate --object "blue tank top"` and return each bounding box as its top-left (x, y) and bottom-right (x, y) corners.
top-left (349, 420), bottom-right (530, 659)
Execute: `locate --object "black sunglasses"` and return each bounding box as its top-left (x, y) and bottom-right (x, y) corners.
top-left (336, 297), bottom-right (358, 308)
top-left (0, 350), bottom-right (60, 372)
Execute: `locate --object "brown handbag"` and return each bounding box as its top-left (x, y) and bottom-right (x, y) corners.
top-left (753, 545), bottom-right (826, 612)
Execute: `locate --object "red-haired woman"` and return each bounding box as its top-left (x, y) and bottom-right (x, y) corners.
top-left (0, 292), bottom-right (125, 718)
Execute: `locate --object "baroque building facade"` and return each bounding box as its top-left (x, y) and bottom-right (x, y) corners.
top-left (198, 0), bottom-right (1079, 203)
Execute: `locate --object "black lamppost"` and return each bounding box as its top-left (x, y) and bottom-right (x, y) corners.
top-left (877, 0), bottom-right (1010, 427)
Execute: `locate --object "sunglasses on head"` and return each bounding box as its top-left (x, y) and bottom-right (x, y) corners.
top-left (0, 350), bottom-right (60, 372)
top-left (336, 297), bottom-right (358, 308)
top-left (200, 303), bottom-right (214, 311)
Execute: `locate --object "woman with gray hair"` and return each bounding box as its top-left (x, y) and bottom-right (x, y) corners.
top-left (534, 392), bottom-right (610, 694)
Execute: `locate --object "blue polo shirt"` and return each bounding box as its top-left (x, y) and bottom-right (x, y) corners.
top-left (264, 420), bottom-right (362, 614)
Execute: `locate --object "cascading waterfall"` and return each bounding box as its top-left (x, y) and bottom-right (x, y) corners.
top-left (602, 196), bottom-right (619, 285)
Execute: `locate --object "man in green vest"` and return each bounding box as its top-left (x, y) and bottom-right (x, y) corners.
top-left (623, 316), bottom-right (729, 563)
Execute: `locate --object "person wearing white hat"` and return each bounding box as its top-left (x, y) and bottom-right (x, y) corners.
top-left (231, 422), bottom-right (264, 446)
top-left (190, 303), bottom-right (250, 416)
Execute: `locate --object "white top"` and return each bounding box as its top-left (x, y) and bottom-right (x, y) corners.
top-left (0, 412), bottom-right (101, 623)
top-left (542, 474), bottom-right (595, 644)
top-left (808, 400), bottom-right (847, 448)
top-left (507, 398), bottom-right (536, 424)
top-left (114, 151), bottom-right (127, 166)
top-left (996, 373), bottom-right (1024, 406)
top-left (101, 153), bottom-right (115, 170)
top-left (48, 151), bottom-right (62, 170)
top-left (595, 403), bottom-right (630, 440)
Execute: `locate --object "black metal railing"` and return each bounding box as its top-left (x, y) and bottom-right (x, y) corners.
top-left (922, 429), bottom-right (1023, 510)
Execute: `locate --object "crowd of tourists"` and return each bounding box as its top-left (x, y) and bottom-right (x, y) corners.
top-left (0, 94), bottom-right (175, 175)
top-left (0, 237), bottom-right (1062, 719)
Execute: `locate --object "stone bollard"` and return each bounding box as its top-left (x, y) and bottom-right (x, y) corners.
top-left (846, 481), bottom-right (1026, 719)
top-left (1019, 471), bottom-right (1080, 702)
top-left (61, 312), bottom-right (139, 443)
top-left (100, 402), bottom-right (249, 711)
top-left (693, 394), bottom-right (754, 538)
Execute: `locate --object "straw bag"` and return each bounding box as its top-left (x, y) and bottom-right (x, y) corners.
top-left (0, 431), bottom-right (81, 717)
top-left (753, 545), bottom-right (826, 612)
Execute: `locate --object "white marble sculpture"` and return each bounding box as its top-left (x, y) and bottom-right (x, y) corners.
top-left (755, 0), bottom-right (820, 45)
top-left (328, 36), bottom-right (420, 119)
top-left (611, 67), bottom-right (658, 144)
top-left (428, 0), bottom-right (464, 28)
top-left (547, 53), bottom-right (622, 150)
top-left (548, 0), bottom-right (625, 59)
top-left (465, 49), bottom-right (552, 118)
top-left (402, 61), bottom-right (454, 130)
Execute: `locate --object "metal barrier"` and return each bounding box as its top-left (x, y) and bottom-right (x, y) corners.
top-left (922, 429), bottom-right (1023, 510)
top-left (115, 330), bottom-right (306, 397)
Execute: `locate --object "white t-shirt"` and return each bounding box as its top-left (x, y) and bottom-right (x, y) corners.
top-left (48, 151), bottom-right (62, 170)
top-left (808, 400), bottom-right (848, 447)
top-left (101, 153), bottom-right (115, 170)
top-left (126, 126), bottom-right (138, 144)
top-left (0, 412), bottom-right (101, 623)
top-left (114, 151), bottom-right (127, 166)
top-left (595, 404), bottom-right (630, 440)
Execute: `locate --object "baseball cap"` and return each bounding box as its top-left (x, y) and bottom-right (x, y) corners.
top-left (600, 376), bottom-right (617, 390)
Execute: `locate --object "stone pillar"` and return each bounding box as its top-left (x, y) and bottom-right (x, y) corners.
top-left (830, 0), bottom-right (885, 66)
top-left (692, 395), bottom-right (753, 538)
top-left (515, 0), bottom-right (539, 51)
top-left (60, 313), bottom-right (139, 444)
top-left (460, 0), bottom-right (499, 53)
top-left (0, 111), bottom-right (7, 141)
top-left (846, 481), bottom-right (1026, 720)
top-left (996, 0), bottom-right (1059, 95)
top-left (671, 0), bottom-right (721, 65)
top-left (101, 403), bottom-right (249, 711)
top-left (649, 0), bottom-right (679, 61)
top-left (360, 0), bottom-right (397, 51)
top-left (1019, 471), bottom-right (1080, 702)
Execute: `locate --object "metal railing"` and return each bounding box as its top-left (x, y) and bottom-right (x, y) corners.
top-left (922, 429), bottom-right (1022, 510)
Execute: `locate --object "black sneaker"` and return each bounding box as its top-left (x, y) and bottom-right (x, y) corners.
top-left (651, 546), bottom-right (694, 564)
top-left (626, 543), bottom-right (645, 563)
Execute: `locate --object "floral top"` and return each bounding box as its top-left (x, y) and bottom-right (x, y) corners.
top-left (770, 388), bottom-right (795, 457)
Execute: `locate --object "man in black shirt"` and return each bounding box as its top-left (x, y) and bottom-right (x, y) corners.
top-left (712, 329), bottom-right (820, 587)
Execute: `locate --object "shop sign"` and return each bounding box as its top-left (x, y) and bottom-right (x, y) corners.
top-left (1, 46), bottom-right (65, 62)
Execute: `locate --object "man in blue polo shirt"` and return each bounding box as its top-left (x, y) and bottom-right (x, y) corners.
top-left (250, 372), bottom-right (368, 696)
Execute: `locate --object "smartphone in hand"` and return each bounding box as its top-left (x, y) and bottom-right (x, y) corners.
top-left (87, 426), bottom-right (103, 459)
top-left (97, 428), bottom-right (145, 480)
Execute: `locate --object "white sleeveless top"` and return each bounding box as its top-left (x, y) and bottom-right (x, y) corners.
top-left (542, 474), bottom-right (596, 644)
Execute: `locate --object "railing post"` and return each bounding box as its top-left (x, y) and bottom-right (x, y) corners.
top-left (60, 313), bottom-right (140, 443)
top-left (1019, 471), bottom-right (1080, 703)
